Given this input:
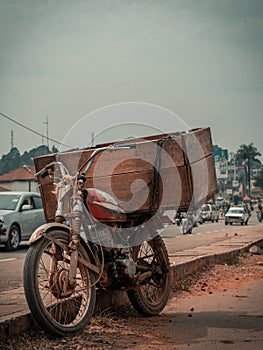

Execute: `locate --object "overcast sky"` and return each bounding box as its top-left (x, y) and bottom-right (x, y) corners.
top-left (0, 0), bottom-right (262, 158)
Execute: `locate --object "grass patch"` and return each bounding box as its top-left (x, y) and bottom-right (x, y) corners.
top-left (173, 277), bottom-right (192, 292)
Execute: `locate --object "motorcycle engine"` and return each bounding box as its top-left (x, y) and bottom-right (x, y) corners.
top-left (100, 249), bottom-right (137, 289)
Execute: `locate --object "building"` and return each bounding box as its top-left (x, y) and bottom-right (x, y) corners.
top-left (0, 165), bottom-right (38, 192)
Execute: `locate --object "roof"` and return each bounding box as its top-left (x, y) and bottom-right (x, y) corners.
top-left (0, 166), bottom-right (36, 182)
top-left (0, 185), bottom-right (11, 192)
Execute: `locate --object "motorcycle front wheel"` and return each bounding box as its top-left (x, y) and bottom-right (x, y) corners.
top-left (128, 235), bottom-right (170, 316)
top-left (23, 230), bottom-right (96, 337)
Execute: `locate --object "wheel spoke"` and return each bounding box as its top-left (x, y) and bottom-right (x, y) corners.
top-left (134, 238), bottom-right (169, 306)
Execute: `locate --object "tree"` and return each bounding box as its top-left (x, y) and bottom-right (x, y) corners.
top-left (236, 143), bottom-right (261, 197)
top-left (0, 144), bottom-right (59, 175)
top-left (0, 147), bottom-right (21, 175)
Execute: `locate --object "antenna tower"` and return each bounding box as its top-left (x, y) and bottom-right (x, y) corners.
top-left (43, 115), bottom-right (49, 150)
top-left (10, 129), bottom-right (14, 149)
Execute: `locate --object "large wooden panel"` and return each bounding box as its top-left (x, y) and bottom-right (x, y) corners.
top-left (34, 127), bottom-right (218, 221)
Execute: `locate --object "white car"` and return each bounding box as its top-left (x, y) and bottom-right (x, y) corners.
top-left (0, 192), bottom-right (46, 251)
top-left (200, 204), bottom-right (219, 223)
top-left (225, 207), bottom-right (250, 226)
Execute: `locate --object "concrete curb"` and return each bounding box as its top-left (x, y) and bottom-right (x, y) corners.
top-left (1, 237), bottom-right (263, 341)
top-left (170, 238), bottom-right (263, 285)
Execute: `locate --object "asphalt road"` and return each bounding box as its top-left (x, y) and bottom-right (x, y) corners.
top-left (0, 211), bottom-right (260, 292)
top-left (165, 278), bottom-right (263, 349)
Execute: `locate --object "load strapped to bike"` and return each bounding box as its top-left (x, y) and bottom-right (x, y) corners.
top-left (23, 127), bottom-right (218, 337)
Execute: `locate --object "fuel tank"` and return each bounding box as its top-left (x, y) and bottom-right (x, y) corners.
top-left (85, 188), bottom-right (126, 222)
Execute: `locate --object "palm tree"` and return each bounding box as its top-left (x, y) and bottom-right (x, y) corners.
top-left (236, 143), bottom-right (261, 197)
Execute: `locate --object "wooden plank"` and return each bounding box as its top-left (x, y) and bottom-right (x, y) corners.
top-left (38, 183), bottom-right (56, 222)
top-left (190, 154), bottom-right (218, 208)
top-left (182, 127), bottom-right (213, 164)
top-left (35, 131), bottom-right (187, 174)
top-left (85, 165), bottom-right (191, 213)
top-left (55, 137), bottom-right (185, 176)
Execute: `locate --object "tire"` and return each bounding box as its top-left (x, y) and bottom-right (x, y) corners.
top-left (241, 222), bottom-right (244, 225)
top-left (5, 224), bottom-right (20, 251)
top-left (127, 235), bottom-right (170, 317)
top-left (225, 221), bottom-right (228, 225)
top-left (23, 230), bottom-right (96, 337)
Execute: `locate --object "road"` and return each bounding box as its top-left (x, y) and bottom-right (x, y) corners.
top-left (159, 265), bottom-right (263, 349)
top-left (0, 211), bottom-right (260, 292)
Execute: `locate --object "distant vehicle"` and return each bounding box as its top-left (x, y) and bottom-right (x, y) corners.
top-left (225, 207), bottom-right (250, 226)
top-left (256, 209), bottom-right (263, 222)
top-left (200, 204), bottom-right (219, 222)
top-left (215, 197), bottom-right (225, 206)
top-left (180, 210), bottom-right (203, 234)
top-left (181, 213), bottom-right (193, 234)
top-left (0, 192), bottom-right (46, 251)
top-left (194, 209), bottom-right (204, 225)
top-left (174, 210), bottom-right (183, 226)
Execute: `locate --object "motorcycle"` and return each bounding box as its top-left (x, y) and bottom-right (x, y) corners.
top-left (174, 211), bottom-right (183, 226)
top-left (257, 209), bottom-right (263, 222)
top-left (181, 212), bottom-right (194, 234)
top-left (23, 144), bottom-right (170, 337)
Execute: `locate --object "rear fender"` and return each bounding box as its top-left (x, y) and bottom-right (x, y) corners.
top-left (29, 222), bottom-right (100, 274)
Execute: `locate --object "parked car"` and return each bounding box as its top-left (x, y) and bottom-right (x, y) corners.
top-left (0, 192), bottom-right (46, 251)
top-left (200, 204), bottom-right (219, 222)
top-left (225, 207), bottom-right (250, 226)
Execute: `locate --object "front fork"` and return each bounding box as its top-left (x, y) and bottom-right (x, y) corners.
top-left (53, 194), bottom-right (83, 288)
top-left (69, 197), bottom-right (83, 287)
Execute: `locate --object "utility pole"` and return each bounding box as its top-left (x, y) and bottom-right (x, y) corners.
top-left (91, 132), bottom-right (94, 147)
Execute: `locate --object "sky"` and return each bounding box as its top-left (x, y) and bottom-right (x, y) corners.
top-left (0, 0), bottom-right (262, 159)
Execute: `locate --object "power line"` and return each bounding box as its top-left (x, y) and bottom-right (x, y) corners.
top-left (0, 112), bottom-right (72, 149)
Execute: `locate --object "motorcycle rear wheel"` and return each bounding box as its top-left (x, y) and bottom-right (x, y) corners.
top-left (23, 230), bottom-right (96, 337)
top-left (128, 235), bottom-right (170, 316)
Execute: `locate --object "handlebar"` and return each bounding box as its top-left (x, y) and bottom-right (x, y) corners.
top-left (78, 143), bottom-right (136, 175)
top-left (35, 161), bottom-right (70, 179)
top-left (112, 143), bottom-right (136, 149)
